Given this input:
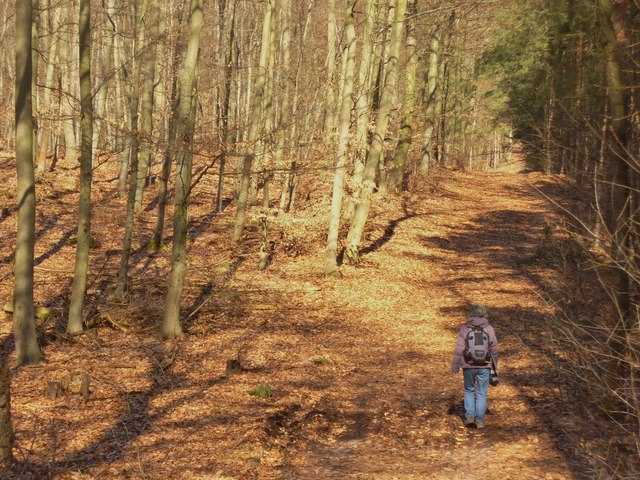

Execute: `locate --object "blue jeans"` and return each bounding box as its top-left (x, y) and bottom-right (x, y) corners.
top-left (463, 368), bottom-right (490, 421)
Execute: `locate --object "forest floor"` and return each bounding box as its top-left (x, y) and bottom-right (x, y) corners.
top-left (0, 153), bottom-right (601, 479)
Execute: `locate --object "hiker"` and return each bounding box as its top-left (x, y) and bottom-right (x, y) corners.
top-left (451, 303), bottom-right (499, 429)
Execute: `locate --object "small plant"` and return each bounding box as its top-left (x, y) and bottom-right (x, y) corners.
top-left (312, 356), bottom-right (329, 365)
top-left (148, 240), bottom-right (166, 252)
top-left (36, 307), bottom-right (51, 321)
top-left (250, 383), bottom-right (272, 399)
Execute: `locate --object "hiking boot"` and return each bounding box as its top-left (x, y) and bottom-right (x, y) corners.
top-left (476, 420), bottom-right (485, 429)
top-left (464, 417), bottom-right (475, 427)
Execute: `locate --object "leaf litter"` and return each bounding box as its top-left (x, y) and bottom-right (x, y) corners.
top-left (0, 157), bottom-right (596, 479)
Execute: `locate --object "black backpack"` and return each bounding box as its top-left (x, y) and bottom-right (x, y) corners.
top-left (464, 326), bottom-right (490, 366)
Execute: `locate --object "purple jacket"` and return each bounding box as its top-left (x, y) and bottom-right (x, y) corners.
top-left (451, 317), bottom-right (498, 373)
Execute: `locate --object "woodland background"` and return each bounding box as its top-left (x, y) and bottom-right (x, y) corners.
top-left (0, 0), bottom-right (639, 478)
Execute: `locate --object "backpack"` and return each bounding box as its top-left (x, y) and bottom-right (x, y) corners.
top-left (464, 326), bottom-right (490, 366)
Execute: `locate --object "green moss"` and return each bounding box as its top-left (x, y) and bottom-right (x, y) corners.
top-left (312, 356), bottom-right (329, 365)
top-left (250, 384), bottom-right (272, 399)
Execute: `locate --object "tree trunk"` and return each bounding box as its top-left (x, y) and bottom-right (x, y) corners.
top-left (37, 3), bottom-right (61, 173)
top-left (160, 0), bottom-right (205, 340)
top-left (324, 0), bottom-right (337, 137)
top-left (598, 0), bottom-right (635, 348)
top-left (273, 0), bottom-right (291, 210)
top-left (153, 0), bottom-right (191, 248)
top-left (60, 4), bottom-right (76, 164)
top-left (388, 0), bottom-right (417, 192)
top-left (324, 0), bottom-right (357, 276)
top-left (376, 0), bottom-right (396, 194)
top-left (345, 0), bottom-right (376, 221)
top-left (115, 0), bottom-right (150, 301)
top-left (68, 0), bottom-right (94, 334)
top-left (344, 0), bottom-right (407, 264)
top-left (233, 0), bottom-right (272, 240)
top-left (31, 0), bottom-right (39, 163)
top-left (216, 0), bottom-right (238, 213)
top-left (279, 0), bottom-right (314, 212)
top-left (92, 0), bottom-right (113, 162)
top-left (0, 365), bottom-right (12, 465)
top-left (135, 0), bottom-right (160, 213)
top-left (420, 35), bottom-right (439, 175)
top-left (14, 0), bottom-right (44, 364)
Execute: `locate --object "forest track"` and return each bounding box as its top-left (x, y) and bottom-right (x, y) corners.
top-left (270, 168), bottom-right (588, 479)
top-left (0, 163), bottom-right (591, 479)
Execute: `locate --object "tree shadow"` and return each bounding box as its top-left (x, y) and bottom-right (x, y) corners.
top-left (358, 198), bottom-right (426, 258)
top-left (1, 214), bottom-right (65, 265)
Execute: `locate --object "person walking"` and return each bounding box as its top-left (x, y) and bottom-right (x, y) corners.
top-left (451, 303), bottom-right (499, 429)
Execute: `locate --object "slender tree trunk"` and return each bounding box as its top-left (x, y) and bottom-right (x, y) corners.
top-left (31, 0), bottom-right (39, 162)
top-left (60, 5), bottom-right (76, 163)
top-left (273, 0), bottom-right (291, 210)
top-left (261, 0), bottom-right (277, 208)
top-left (114, 0), bottom-right (148, 301)
top-left (153, 0), bottom-right (191, 248)
top-left (14, 0), bottom-right (44, 364)
top-left (376, 0), bottom-right (396, 193)
top-left (233, 0), bottom-right (272, 241)
top-left (135, 0), bottom-right (160, 213)
top-left (345, 0), bottom-right (376, 220)
top-left (37, 3), bottom-right (60, 173)
top-left (68, 0), bottom-right (94, 334)
top-left (388, 0), bottom-right (417, 192)
top-left (279, 0), bottom-right (314, 212)
top-left (344, 0), bottom-right (407, 264)
top-left (160, 0), bottom-right (205, 340)
top-left (91, 0), bottom-right (112, 162)
top-left (420, 35), bottom-right (439, 174)
top-left (598, 0), bottom-right (635, 351)
top-left (324, 0), bottom-right (357, 276)
top-left (324, 0), bottom-right (337, 137)
top-left (111, 4), bottom-right (131, 196)
top-left (216, 0), bottom-right (238, 212)
top-left (0, 365), bottom-right (12, 465)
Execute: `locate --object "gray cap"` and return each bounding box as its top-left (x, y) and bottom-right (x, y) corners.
top-left (469, 303), bottom-right (487, 318)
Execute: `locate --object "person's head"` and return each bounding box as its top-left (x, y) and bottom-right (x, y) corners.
top-left (469, 303), bottom-right (487, 318)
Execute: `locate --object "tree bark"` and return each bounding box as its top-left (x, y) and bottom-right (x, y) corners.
top-left (598, 0), bottom-right (635, 339)
top-left (160, 0), bottom-right (205, 340)
top-left (324, 0), bottom-right (357, 276)
top-left (420, 34), bottom-right (439, 174)
top-left (233, 0), bottom-right (273, 240)
top-left (388, 0), bottom-right (417, 192)
top-left (279, 0), bottom-right (314, 212)
top-left (0, 365), bottom-right (12, 465)
top-left (14, 0), bottom-right (44, 364)
top-left (60, 4), bottom-right (77, 163)
top-left (114, 0), bottom-right (149, 301)
top-left (68, 0), bottom-right (94, 334)
top-left (153, 0), bottom-right (191, 248)
top-left (324, 0), bottom-right (337, 137)
top-left (345, 0), bottom-right (377, 221)
top-left (31, 0), bottom-right (39, 163)
top-left (135, 0), bottom-right (161, 213)
top-left (216, 0), bottom-right (238, 213)
top-left (344, 0), bottom-right (407, 264)
top-left (37, 2), bottom-right (60, 173)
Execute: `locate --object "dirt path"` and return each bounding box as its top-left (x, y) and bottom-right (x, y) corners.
top-left (269, 169), bottom-right (585, 479)
top-left (1, 163), bottom-right (590, 479)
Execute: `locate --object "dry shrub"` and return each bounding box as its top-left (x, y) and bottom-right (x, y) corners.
top-left (532, 220), bottom-right (640, 478)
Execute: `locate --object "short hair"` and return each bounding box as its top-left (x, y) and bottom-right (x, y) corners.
top-left (469, 303), bottom-right (487, 318)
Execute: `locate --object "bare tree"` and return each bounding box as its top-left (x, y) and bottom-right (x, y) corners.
top-left (160, 0), bottom-right (206, 339)
top-left (344, 0), bottom-right (407, 264)
top-left (67, 0), bottom-right (94, 333)
top-left (14, 0), bottom-right (44, 363)
top-left (324, 0), bottom-right (357, 276)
